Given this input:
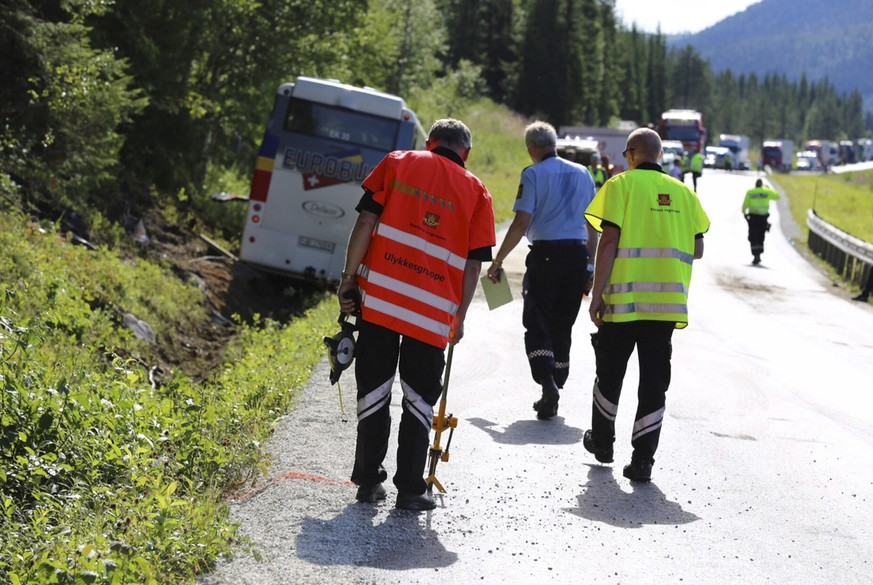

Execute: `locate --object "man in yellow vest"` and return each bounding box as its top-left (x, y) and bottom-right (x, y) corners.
top-left (582, 128), bottom-right (710, 482)
top-left (688, 149), bottom-right (704, 191)
top-left (338, 119), bottom-right (496, 510)
top-left (589, 152), bottom-right (608, 189)
top-left (742, 178), bottom-right (780, 265)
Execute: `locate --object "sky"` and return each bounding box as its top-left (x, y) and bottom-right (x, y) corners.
top-left (612, 0), bottom-right (763, 35)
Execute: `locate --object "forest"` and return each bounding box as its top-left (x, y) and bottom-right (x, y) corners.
top-left (1, 0), bottom-right (868, 243)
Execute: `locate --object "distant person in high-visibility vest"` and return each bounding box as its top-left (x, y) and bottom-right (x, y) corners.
top-left (338, 118), bottom-right (496, 511)
top-left (582, 128), bottom-right (710, 483)
top-left (589, 152), bottom-right (608, 189)
top-left (742, 178), bottom-right (781, 265)
top-left (688, 149), bottom-right (704, 191)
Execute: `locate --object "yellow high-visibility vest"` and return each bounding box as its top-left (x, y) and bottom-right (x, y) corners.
top-left (742, 186), bottom-right (780, 215)
top-left (585, 168), bottom-right (710, 328)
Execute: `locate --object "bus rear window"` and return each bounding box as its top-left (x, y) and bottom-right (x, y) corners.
top-left (284, 100), bottom-right (400, 151)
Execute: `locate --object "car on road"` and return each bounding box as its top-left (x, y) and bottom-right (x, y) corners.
top-left (660, 140), bottom-right (685, 169)
top-left (795, 150), bottom-right (821, 172)
top-left (704, 146), bottom-right (730, 169)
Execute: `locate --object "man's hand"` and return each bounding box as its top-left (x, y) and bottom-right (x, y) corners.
top-left (450, 318), bottom-right (465, 345)
top-left (337, 279), bottom-right (359, 314)
top-left (486, 262), bottom-right (503, 283)
top-left (588, 293), bottom-right (605, 328)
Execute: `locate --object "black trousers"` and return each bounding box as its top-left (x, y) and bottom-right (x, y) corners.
top-left (351, 320), bottom-right (445, 495)
top-left (590, 321), bottom-right (674, 463)
top-left (522, 240), bottom-right (589, 388)
top-left (747, 214), bottom-right (770, 255)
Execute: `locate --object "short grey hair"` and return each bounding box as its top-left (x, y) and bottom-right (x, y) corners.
top-left (525, 121), bottom-right (557, 149)
top-left (428, 118), bottom-right (473, 150)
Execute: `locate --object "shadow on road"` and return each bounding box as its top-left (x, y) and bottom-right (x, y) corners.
top-left (468, 416), bottom-right (584, 445)
top-left (567, 466), bottom-right (700, 528)
top-left (295, 503), bottom-right (458, 570)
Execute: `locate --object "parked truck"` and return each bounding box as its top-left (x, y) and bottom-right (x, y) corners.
top-left (657, 109), bottom-right (706, 155)
top-left (717, 134), bottom-right (750, 170)
top-left (856, 138), bottom-right (873, 162)
top-left (803, 140), bottom-right (838, 168)
top-left (762, 139), bottom-right (794, 173)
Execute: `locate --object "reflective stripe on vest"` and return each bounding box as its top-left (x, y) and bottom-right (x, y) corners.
top-left (616, 247), bottom-right (694, 265)
top-left (605, 282), bottom-right (687, 295)
top-left (375, 223), bottom-right (467, 272)
top-left (361, 267), bottom-right (459, 315)
top-left (605, 302), bottom-right (688, 316)
top-left (362, 292), bottom-right (452, 341)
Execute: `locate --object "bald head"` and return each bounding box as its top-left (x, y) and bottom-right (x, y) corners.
top-left (625, 128), bottom-right (662, 169)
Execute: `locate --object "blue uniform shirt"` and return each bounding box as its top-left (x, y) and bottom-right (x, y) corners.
top-left (514, 153), bottom-right (596, 242)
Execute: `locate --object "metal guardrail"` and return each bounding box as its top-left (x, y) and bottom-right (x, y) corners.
top-left (806, 209), bottom-right (873, 288)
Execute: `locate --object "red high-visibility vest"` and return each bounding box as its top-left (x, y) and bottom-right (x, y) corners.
top-left (358, 150), bottom-right (495, 348)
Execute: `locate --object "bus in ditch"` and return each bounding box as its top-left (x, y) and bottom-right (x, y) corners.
top-left (240, 77), bottom-right (427, 283)
top-left (657, 109), bottom-right (706, 155)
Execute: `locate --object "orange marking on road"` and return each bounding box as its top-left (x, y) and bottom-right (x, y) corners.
top-left (229, 470), bottom-right (354, 503)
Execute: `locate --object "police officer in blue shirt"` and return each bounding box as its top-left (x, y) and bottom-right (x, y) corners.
top-left (487, 121), bottom-right (599, 419)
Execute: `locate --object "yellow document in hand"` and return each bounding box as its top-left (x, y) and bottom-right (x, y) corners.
top-left (480, 273), bottom-right (512, 310)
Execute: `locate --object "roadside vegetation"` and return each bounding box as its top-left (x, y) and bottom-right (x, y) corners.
top-left (774, 170), bottom-right (873, 242)
top-left (2, 1), bottom-right (871, 583)
top-left (0, 89), bottom-right (524, 583)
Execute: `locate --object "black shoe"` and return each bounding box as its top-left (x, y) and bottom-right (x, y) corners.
top-left (355, 483), bottom-right (387, 503)
top-left (583, 429), bottom-right (614, 463)
top-left (752, 255), bottom-right (761, 265)
top-left (395, 491), bottom-right (436, 511)
top-left (622, 459), bottom-right (653, 482)
top-left (533, 393), bottom-right (559, 419)
top-left (852, 293), bottom-right (869, 302)
top-left (533, 378), bottom-right (560, 420)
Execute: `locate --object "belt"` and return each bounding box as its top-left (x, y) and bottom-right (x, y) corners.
top-left (532, 239), bottom-right (586, 247)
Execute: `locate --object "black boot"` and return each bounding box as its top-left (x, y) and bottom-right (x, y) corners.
top-left (533, 375), bottom-right (560, 420)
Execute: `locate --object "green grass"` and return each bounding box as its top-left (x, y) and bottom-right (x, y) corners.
top-left (461, 100), bottom-right (531, 223)
top-left (773, 170), bottom-right (873, 242)
top-left (0, 206), bottom-right (337, 584)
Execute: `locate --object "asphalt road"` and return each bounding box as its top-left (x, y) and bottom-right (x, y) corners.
top-left (199, 170), bottom-right (873, 585)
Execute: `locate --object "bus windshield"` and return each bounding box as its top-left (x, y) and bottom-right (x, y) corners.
top-left (284, 100), bottom-right (401, 152)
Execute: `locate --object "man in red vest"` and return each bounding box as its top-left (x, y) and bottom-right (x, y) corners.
top-left (338, 118), bottom-right (496, 511)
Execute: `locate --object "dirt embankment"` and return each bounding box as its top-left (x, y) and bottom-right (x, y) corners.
top-left (126, 210), bottom-right (327, 382)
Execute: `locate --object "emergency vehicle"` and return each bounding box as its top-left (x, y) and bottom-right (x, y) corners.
top-left (240, 77), bottom-right (426, 282)
top-left (657, 109), bottom-right (706, 154)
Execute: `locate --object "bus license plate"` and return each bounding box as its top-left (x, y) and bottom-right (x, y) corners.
top-left (298, 236), bottom-right (335, 253)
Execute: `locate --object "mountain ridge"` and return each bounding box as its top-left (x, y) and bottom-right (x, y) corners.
top-left (669, 0), bottom-right (873, 111)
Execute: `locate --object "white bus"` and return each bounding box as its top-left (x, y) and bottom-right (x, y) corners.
top-left (240, 77), bottom-right (426, 282)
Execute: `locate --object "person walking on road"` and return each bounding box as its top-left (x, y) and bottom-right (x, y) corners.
top-left (669, 158), bottom-right (683, 180)
top-left (589, 152), bottom-right (608, 189)
top-left (582, 128), bottom-right (710, 482)
top-left (487, 121), bottom-right (598, 421)
top-left (742, 178), bottom-right (780, 265)
top-left (688, 149), bottom-right (704, 192)
top-left (338, 118), bottom-right (496, 511)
